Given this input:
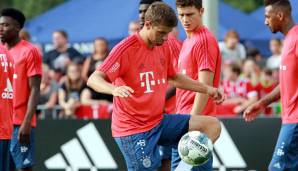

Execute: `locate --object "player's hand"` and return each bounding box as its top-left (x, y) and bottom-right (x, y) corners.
top-left (112, 86), bottom-right (134, 97)
top-left (233, 105), bottom-right (243, 114)
top-left (243, 101), bottom-right (265, 122)
top-left (18, 121), bottom-right (31, 145)
top-left (208, 87), bottom-right (225, 104)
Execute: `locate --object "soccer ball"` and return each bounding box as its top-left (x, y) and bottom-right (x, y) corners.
top-left (178, 131), bottom-right (213, 166)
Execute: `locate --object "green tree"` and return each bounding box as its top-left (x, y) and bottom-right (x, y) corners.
top-left (11, 0), bottom-right (65, 19)
top-left (224, 0), bottom-right (263, 13)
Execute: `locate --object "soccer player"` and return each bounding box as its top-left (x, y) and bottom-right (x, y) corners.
top-left (139, 1), bottom-right (182, 170)
top-left (88, 2), bottom-right (223, 171)
top-left (0, 44), bottom-right (14, 171)
top-left (0, 8), bottom-right (42, 171)
top-left (172, 0), bottom-right (222, 170)
top-left (243, 0), bottom-right (298, 170)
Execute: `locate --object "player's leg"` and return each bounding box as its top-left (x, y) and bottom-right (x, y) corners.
top-left (268, 123), bottom-right (298, 171)
top-left (158, 145), bottom-right (171, 171)
top-left (172, 116), bottom-right (221, 171)
top-left (9, 126), bottom-right (35, 171)
top-left (114, 123), bottom-right (165, 171)
top-left (0, 140), bottom-right (11, 171)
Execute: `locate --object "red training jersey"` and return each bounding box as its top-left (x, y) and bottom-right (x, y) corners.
top-left (176, 27), bottom-right (221, 115)
top-left (98, 33), bottom-right (176, 137)
top-left (279, 25), bottom-right (298, 124)
top-left (164, 33), bottom-right (182, 114)
top-left (9, 40), bottom-right (42, 127)
top-left (0, 44), bottom-right (14, 139)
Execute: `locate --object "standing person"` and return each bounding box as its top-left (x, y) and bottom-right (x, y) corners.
top-left (0, 8), bottom-right (42, 171)
top-left (43, 30), bottom-right (83, 81)
top-left (138, 1), bottom-right (182, 170)
top-left (0, 44), bottom-right (14, 171)
top-left (244, 0), bottom-right (298, 170)
top-left (87, 2), bottom-right (224, 171)
top-left (173, 0), bottom-right (222, 170)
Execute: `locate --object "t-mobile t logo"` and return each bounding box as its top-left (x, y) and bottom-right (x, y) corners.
top-left (0, 54), bottom-right (10, 72)
top-left (140, 71), bottom-right (166, 93)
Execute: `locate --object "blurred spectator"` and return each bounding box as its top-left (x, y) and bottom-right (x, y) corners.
top-left (255, 68), bottom-right (278, 116)
top-left (38, 64), bottom-right (59, 118)
top-left (128, 20), bottom-right (141, 35)
top-left (266, 38), bottom-right (282, 82)
top-left (242, 58), bottom-right (261, 86)
top-left (43, 30), bottom-right (84, 80)
top-left (217, 62), bottom-right (258, 115)
top-left (81, 37), bottom-right (109, 81)
top-left (219, 29), bottom-right (246, 63)
top-left (246, 47), bottom-right (266, 68)
top-left (19, 29), bottom-right (31, 41)
top-left (58, 63), bottom-right (86, 118)
top-left (266, 38), bottom-right (282, 70)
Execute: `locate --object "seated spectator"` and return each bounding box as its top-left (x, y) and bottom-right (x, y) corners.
top-left (81, 37), bottom-right (109, 81)
top-left (246, 48), bottom-right (266, 68)
top-left (217, 62), bottom-right (258, 115)
top-left (267, 38), bottom-right (282, 82)
top-left (266, 38), bottom-right (282, 70)
top-left (38, 64), bottom-right (59, 118)
top-left (58, 63), bottom-right (86, 118)
top-left (255, 68), bottom-right (278, 116)
top-left (219, 29), bottom-right (246, 64)
top-left (43, 30), bottom-right (84, 81)
top-left (241, 58), bottom-right (261, 86)
top-left (128, 20), bottom-right (141, 35)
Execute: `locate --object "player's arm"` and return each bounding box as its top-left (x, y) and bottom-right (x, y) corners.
top-left (165, 86), bottom-right (176, 100)
top-left (244, 84), bottom-right (280, 122)
top-left (19, 75), bottom-right (41, 144)
top-left (190, 70), bottom-right (214, 115)
top-left (234, 94), bottom-right (258, 114)
top-left (87, 70), bottom-right (134, 98)
top-left (168, 73), bottom-right (224, 103)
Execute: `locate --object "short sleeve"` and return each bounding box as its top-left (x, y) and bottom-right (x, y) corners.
top-left (193, 39), bottom-right (217, 73)
top-left (163, 43), bottom-right (177, 78)
top-left (167, 37), bottom-right (182, 70)
top-left (98, 43), bottom-right (129, 82)
top-left (26, 47), bottom-right (42, 77)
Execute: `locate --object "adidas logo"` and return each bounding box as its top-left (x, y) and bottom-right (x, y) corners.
top-left (45, 123), bottom-right (118, 170)
top-left (212, 122), bottom-right (247, 169)
top-left (1, 78), bottom-right (13, 99)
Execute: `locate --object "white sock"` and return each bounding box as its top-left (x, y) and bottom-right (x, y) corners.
top-left (175, 161), bottom-right (193, 171)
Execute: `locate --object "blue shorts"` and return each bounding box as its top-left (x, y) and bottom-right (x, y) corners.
top-left (10, 126), bottom-right (35, 169)
top-left (114, 114), bottom-right (190, 171)
top-left (0, 140), bottom-right (10, 171)
top-left (269, 123), bottom-right (298, 171)
top-left (159, 145), bottom-right (172, 160)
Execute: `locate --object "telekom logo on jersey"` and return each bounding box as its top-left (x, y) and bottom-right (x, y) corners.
top-left (0, 53), bottom-right (13, 99)
top-left (140, 71), bottom-right (166, 93)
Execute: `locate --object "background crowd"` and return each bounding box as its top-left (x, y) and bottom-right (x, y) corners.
top-left (20, 21), bottom-right (282, 119)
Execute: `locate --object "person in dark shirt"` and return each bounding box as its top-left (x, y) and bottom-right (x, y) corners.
top-left (43, 30), bottom-right (84, 80)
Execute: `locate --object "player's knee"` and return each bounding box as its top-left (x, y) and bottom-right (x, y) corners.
top-left (189, 116), bottom-right (221, 143)
top-left (207, 117), bottom-right (221, 142)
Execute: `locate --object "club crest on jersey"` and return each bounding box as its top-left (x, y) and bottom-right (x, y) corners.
top-left (140, 71), bottom-right (166, 93)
